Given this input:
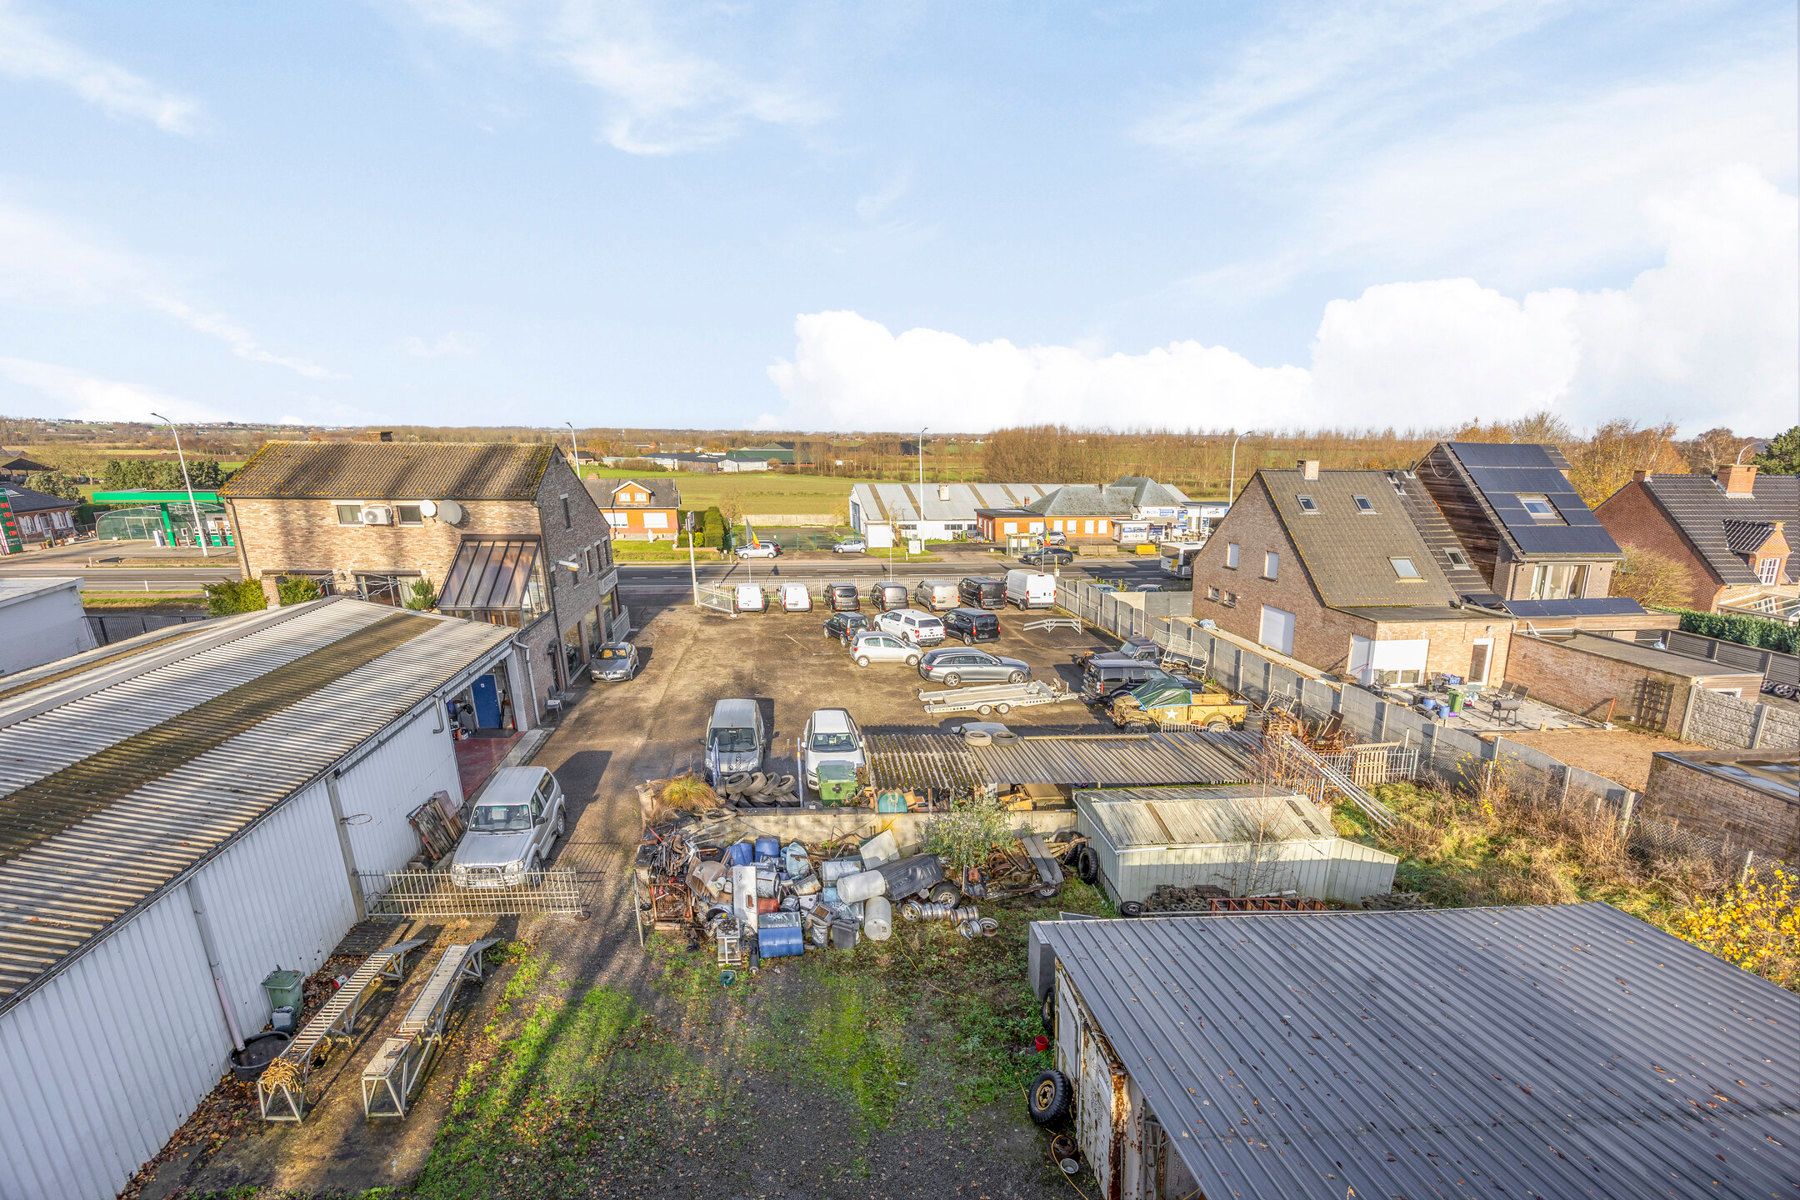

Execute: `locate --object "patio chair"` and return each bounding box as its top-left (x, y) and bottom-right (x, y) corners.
top-left (1490, 682), bottom-right (1528, 725)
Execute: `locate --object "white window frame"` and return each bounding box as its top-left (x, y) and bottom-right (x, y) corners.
top-left (334, 502), bottom-right (363, 525)
top-left (1296, 495), bottom-right (1318, 513)
top-left (1263, 551), bottom-right (1279, 580)
top-left (1390, 556), bottom-right (1421, 580)
top-left (1225, 542), bottom-right (1240, 569)
top-left (1353, 495), bottom-right (1375, 514)
top-left (1756, 557), bottom-right (1780, 584)
top-left (1518, 493), bottom-right (1558, 520)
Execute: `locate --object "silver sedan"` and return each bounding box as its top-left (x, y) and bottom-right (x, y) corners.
top-left (917, 647), bottom-right (1031, 686)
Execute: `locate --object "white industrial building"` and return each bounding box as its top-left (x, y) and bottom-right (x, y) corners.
top-left (848, 481), bottom-right (1056, 546)
top-left (1074, 786), bottom-right (1398, 905)
top-left (0, 576), bottom-right (96, 677)
top-left (0, 599), bottom-right (514, 1200)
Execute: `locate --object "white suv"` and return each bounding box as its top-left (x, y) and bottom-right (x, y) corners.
top-left (876, 608), bottom-right (946, 646)
top-left (801, 707), bottom-right (865, 789)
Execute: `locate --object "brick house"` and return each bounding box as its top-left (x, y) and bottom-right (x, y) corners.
top-left (0, 484), bottom-right (79, 545)
top-left (1594, 464), bottom-right (1797, 613)
top-left (221, 440), bottom-right (617, 717)
top-left (975, 477), bottom-right (1199, 543)
top-left (1190, 462), bottom-right (1512, 685)
top-left (587, 477), bottom-right (682, 541)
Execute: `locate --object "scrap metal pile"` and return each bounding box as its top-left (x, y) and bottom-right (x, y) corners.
top-left (633, 818), bottom-right (1074, 967)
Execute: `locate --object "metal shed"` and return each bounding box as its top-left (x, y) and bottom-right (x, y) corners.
top-left (0, 599), bottom-right (513, 1200)
top-left (1032, 905), bottom-right (1800, 1200)
top-left (1074, 786), bottom-right (1397, 905)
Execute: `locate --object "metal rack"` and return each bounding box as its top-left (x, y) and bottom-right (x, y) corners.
top-left (359, 939), bottom-right (498, 1119)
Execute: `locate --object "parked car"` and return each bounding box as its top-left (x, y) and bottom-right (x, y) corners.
top-left (943, 606), bottom-right (1000, 644)
top-left (1005, 568), bottom-right (1057, 609)
top-left (918, 647), bottom-right (1030, 687)
top-left (832, 537), bottom-right (866, 554)
top-left (826, 582), bottom-right (861, 612)
top-left (450, 767), bottom-right (565, 888)
top-left (800, 707), bottom-right (865, 790)
top-left (589, 641), bottom-right (638, 681)
top-left (824, 611), bottom-right (870, 644)
top-left (867, 580), bottom-right (909, 611)
top-left (1080, 657), bottom-right (1164, 703)
top-left (734, 583), bottom-right (766, 612)
top-left (704, 698), bottom-right (765, 781)
top-left (779, 582), bottom-right (813, 612)
top-left (1044, 531), bottom-right (1068, 547)
top-left (876, 608), bottom-right (946, 646)
top-left (1021, 546), bottom-right (1074, 567)
top-left (850, 630), bottom-right (922, 667)
top-left (958, 576), bottom-right (1006, 609)
top-left (1073, 635), bottom-right (1160, 666)
top-left (735, 540), bottom-right (781, 559)
top-left (913, 579), bottom-right (959, 611)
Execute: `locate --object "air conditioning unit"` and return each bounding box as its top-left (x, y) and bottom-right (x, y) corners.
top-left (359, 505), bottom-right (393, 525)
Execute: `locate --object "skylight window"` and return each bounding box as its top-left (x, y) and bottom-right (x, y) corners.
top-left (1296, 495), bottom-right (1318, 513)
top-left (1353, 495), bottom-right (1374, 514)
top-left (1518, 494), bottom-right (1558, 520)
top-left (1390, 557), bottom-right (1422, 580)
top-left (1444, 547), bottom-right (1471, 570)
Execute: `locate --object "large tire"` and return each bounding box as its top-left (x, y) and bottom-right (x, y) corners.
top-left (856, 655), bottom-right (871, 668)
top-left (555, 810), bottom-right (566, 840)
top-left (906, 654), bottom-right (920, 667)
top-left (1120, 900), bottom-right (1146, 918)
top-left (1204, 718), bottom-right (1231, 732)
top-left (1074, 845), bottom-right (1099, 885)
top-left (995, 704), bottom-right (1011, 715)
top-left (927, 882), bottom-right (960, 907)
top-left (1007, 670), bottom-right (1025, 684)
top-left (976, 704), bottom-right (992, 715)
top-left (944, 672), bottom-right (961, 687)
top-left (1027, 1069), bottom-right (1072, 1126)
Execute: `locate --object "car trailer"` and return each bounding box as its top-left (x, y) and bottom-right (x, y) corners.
top-left (918, 679), bottom-right (1078, 716)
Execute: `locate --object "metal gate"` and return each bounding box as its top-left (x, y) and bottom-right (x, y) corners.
top-left (358, 868), bottom-right (585, 917)
top-left (697, 585), bottom-right (735, 614)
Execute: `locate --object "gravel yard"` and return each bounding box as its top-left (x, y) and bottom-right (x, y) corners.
top-left (144, 598), bottom-right (1120, 1199)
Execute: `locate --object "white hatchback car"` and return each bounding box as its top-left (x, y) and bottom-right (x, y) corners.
top-left (876, 608), bottom-right (946, 646)
top-left (850, 630), bottom-right (922, 668)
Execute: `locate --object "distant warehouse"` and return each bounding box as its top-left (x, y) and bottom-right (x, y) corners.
top-left (0, 599), bottom-right (513, 1200)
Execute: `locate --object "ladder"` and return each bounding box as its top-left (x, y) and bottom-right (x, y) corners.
top-left (360, 939), bottom-right (499, 1119)
top-left (257, 938), bottom-right (426, 1122)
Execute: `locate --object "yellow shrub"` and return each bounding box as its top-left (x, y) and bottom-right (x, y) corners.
top-left (1670, 866), bottom-right (1799, 990)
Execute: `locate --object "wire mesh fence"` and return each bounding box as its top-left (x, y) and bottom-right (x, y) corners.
top-left (358, 868), bottom-right (585, 918)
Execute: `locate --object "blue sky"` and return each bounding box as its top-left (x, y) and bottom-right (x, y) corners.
top-left (0, 0), bottom-right (1794, 435)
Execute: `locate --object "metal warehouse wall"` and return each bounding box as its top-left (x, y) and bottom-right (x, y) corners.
top-left (339, 703), bottom-right (464, 872)
top-left (0, 585), bottom-right (98, 675)
top-left (0, 703), bottom-right (468, 1200)
top-left (0, 883), bottom-right (224, 1200)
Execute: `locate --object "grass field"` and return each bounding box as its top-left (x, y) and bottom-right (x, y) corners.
top-left (580, 467), bottom-right (848, 517)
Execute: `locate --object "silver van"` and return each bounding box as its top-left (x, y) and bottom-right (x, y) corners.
top-left (913, 579), bottom-right (959, 611)
top-left (705, 698), bottom-right (765, 781)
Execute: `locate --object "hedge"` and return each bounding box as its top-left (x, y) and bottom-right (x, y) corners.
top-left (1665, 608), bottom-right (1799, 656)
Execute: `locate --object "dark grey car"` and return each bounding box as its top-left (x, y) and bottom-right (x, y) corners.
top-left (917, 647), bottom-right (1031, 686)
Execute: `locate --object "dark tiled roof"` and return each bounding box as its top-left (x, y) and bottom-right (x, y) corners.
top-left (0, 485), bottom-right (78, 513)
top-left (1111, 475), bottom-right (1190, 507)
top-left (1641, 473), bottom-right (1799, 585)
top-left (1028, 485), bottom-right (1133, 518)
top-left (1038, 903), bottom-right (1800, 1200)
top-left (588, 478), bottom-right (682, 509)
top-left (221, 441), bottom-right (556, 501)
top-left (0, 450), bottom-right (55, 473)
top-left (1260, 470), bottom-right (1457, 608)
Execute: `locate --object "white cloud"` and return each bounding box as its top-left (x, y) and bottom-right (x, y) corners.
top-left (0, 357), bottom-right (225, 422)
top-left (0, 199), bottom-right (336, 379)
top-left (399, 331), bottom-right (483, 359)
top-left (0, 0), bottom-right (201, 133)
top-left (767, 168), bottom-right (1798, 436)
top-left (398, 0), bottom-right (826, 154)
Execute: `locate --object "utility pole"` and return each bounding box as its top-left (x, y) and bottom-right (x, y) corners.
top-left (564, 421), bottom-right (581, 473)
top-left (686, 511), bottom-right (699, 607)
top-left (1227, 432), bottom-right (1247, 504)
top-left (151, 411), bottom-right (208, 557)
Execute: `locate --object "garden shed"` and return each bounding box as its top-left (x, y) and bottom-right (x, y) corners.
top-left (1073, 786), bottom-right (1397, 904)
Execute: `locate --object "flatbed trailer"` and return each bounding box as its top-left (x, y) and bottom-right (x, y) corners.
top-left (918, 679), bottom-right (1078, 716)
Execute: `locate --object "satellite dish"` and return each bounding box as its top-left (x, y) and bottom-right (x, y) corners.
top-left (418, 499), bottom-right (439, 518)
top-left (437, 500), bottom-right (465, 526)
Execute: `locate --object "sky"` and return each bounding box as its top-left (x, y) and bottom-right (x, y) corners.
top-left (0, 0), bottom-right (1794, 436)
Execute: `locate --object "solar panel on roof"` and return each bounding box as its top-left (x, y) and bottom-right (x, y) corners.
top-left (1510, 524), bottom-right (1621, 555)
top-left (1466, 465), bottom-right (1573, 494)
top-left (1502, 597), bottom-right (1645, 618)
top-left (1448, 442), bottom-right (1554, 467)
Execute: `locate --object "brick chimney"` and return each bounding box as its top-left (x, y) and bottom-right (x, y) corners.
top-left (378, 430), bottom-right (394, 443)
top-left (1719, 463), bottom-right (1758, 496)
top-left (1298, 459), bottom-right (1320, 481)
top-left (1632, 470), bottom-right (1650, 483)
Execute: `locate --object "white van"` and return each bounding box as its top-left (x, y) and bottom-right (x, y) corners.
top-left (1005, 569), bottom-right (1057, 609)
top-left (912, 579), bottom-right (959, 611)
top-left (734, 584), bottom-right (767, 613)
top-left (780, 582), bottom-right (813, 612)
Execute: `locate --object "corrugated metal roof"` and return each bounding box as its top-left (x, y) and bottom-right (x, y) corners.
top-left (220, 440), bottom-right (556, 500)
top-left (865, 729), bottom-right (1258, 792)
top-left (850, 482), bottom-right (1056, 524)
top-left (1040, 903), bottom-right (1800, 1200)
top-left (0, 599), bottom-right (511, 1014)
top-left (1076, 786), bottom-right (1333, 847)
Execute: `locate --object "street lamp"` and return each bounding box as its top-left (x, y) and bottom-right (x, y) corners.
top-left (564, 422), bottom-right (581, 473)
top-left (150, 411), bottom-right (208, 557)
top-left (1227, 432), bottom-right (1247, 503)
top-left (918, 426), bottom-right (928, 494)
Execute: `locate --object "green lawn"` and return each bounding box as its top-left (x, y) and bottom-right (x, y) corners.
top-left (580, 467), bottom-right (850, 517)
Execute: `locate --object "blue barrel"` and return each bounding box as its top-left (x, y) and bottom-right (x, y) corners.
top-left (759, 912), bottom-right (805, 958)
top-left (727, 840), bottom-right (754, 867)
top-left (754, 835), bottom-right (781, 862)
